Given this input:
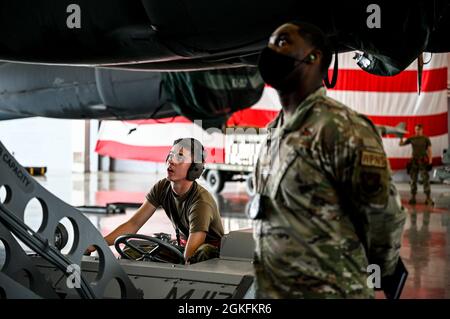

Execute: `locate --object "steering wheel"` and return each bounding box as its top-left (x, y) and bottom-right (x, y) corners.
top-left (114, 234), bottom-right (185, 264)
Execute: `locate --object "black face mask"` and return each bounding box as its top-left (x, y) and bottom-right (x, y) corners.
top-left (258, 47), bottom-right (311, 92)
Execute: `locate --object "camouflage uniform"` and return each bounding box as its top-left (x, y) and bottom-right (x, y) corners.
top-left (188, 243), bottom-right (220, 263)
top-left (253, 87), bottom-right (406, 298)
top-left (403, 136), bottom-right (432, 198)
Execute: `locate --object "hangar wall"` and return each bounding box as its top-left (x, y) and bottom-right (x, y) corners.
top-left (112, 158), bottom-right (162, 173)
top-left (0, 118), bottom-right (99, 173)
top-left (0, 118), bottom-right (72, 172)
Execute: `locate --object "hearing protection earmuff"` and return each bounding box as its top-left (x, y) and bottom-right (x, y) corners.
top-left (186, 139), bottom-right (205, 181)
top-left (187, 160), bottom-right (205, 181)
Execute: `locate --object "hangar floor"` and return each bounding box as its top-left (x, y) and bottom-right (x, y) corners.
top-left (18, 172), bottom-right (450, 299)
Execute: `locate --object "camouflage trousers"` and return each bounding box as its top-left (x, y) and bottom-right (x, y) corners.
top-left (188, 243), bottom-right (220, 264)
top-left (409, 162), bottom-right (430, 196)
top-left (253, 258), bottom-right (374, 299)
top-left (124, 242), bottom-right (219, 264)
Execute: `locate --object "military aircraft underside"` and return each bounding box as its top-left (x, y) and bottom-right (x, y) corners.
top-left (0, 1), bottom-right (448, 75)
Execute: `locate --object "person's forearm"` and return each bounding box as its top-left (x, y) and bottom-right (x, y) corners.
top-left (184, 244), bottom-right (197, 262)
top-left (104, 201), bottom-right (157, 245)
top-left (184, 239), bottom-right (202, 261)
top-left (85, 201), bottom-right (156, 255)
top-left (184, 232), bottom-right (207, 263)
top-left (104, 222), bottom-right (139, 246)
top-left (427, 148), bottom-right (432, 163)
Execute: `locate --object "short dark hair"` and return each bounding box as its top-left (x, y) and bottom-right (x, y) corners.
top-left (173, 138), bottom-right (206, 164)
top-left (289, 21), bottom-right (332, 76)
top-left (415, 124), bottom-right (423, 129)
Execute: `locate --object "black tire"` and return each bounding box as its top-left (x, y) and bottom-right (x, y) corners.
top-left (245, 174), bottom-right (256, 196)
top-left (206, 170), bottom-right (225, 193)
top-left (54, 223), bottom-right (69, 251)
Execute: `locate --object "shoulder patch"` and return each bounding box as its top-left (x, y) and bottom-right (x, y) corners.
top-left (361, 151), bottom-right (387, 168)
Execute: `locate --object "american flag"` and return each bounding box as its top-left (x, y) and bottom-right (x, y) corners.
top-left (96, 53), bottom-right (449, 170)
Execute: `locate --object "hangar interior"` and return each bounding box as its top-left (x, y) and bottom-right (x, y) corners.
top-left (0, 1), bottom-right (449, 300)
top-left (1, 56), bottom-right (449, 298)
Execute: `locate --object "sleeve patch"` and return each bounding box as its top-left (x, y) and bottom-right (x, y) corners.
top-left (361, 151), bottom-right (387, 168)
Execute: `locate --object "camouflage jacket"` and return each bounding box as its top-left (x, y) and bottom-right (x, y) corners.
top-left (253, 87), bottom-right (406, 298)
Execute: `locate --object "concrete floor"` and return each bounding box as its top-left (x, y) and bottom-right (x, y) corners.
top-left (5, 171), bottom-right (450, 299)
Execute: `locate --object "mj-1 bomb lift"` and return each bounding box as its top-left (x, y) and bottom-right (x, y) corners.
top-left (0, 141), bottom-right (255, 299)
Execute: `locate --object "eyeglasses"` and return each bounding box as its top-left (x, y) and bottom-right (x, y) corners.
top-left (166, 151), bottom-right (190, 163)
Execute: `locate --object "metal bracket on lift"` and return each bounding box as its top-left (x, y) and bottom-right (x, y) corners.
top-left (0, 141), bottom-right (140, 298)
top-left (0, 222), bottom-right (59, 298)
top-left (0, 272), bottom-right (41, 299)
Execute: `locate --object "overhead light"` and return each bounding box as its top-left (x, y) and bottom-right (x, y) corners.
top-left (89, 104), bottom-right (107, 110)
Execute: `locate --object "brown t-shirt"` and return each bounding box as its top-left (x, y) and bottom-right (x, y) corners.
top-left (146, 178), bottom-right (224, 245)
top-left (404, 135), bottom-right (431, 159)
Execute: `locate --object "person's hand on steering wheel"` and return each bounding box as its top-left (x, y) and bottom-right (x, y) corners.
top-left (114, 234), bottom-right (185, 264)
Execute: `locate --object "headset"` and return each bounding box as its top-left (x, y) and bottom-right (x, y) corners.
top-left (167, 138), bottom-right (206, 181)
